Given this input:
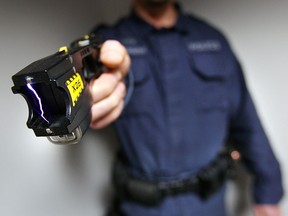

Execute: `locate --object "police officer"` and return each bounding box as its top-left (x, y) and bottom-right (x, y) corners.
top-left (89, 0), bottom-right (284, 215)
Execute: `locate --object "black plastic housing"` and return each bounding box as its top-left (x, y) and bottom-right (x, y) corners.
top-left (11, 36), bottom-right (102, 140)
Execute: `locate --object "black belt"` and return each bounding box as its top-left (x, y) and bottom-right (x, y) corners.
top-left (113, 148), bottom-right (236, 206)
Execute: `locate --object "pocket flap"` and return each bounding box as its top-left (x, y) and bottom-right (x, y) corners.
top-left (192, 52), bottom-right (230, 80)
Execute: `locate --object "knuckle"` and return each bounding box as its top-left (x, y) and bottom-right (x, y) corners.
top-left (110, 95), bottom-right (120, 108)
top-left (119, 82), bottom-right (126, 94)
top-left (111, 103), bottom-right (124, 121)
top-left (102, 86), bottom-right (113, 97)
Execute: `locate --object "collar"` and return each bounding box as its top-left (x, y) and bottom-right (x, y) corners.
top-left (129, 2), bottom-right (189, 36)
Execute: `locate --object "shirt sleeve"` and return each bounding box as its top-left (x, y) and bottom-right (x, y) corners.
top-left (228, 56), bottom-right (284, 204)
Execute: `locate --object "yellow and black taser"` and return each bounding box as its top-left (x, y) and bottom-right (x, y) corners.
top-left (11, 35), bottom-right (103, 144)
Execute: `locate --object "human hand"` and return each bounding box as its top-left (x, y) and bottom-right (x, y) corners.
top-left (254, 205), bottom-right (281, 216)
top-left (89, 40), bottom-right (130, 129)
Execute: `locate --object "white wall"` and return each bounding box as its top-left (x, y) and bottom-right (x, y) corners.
top-left (0, 0), bottom-right (287, 215)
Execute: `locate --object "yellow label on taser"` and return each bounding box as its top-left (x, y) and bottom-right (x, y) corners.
top-left (66, 73), bottom-right (84, 106)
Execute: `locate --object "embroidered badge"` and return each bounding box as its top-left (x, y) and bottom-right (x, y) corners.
top-left (187, 40), bottom-right (221, 52)
top-left (121, 37), bottom-right (148, 56)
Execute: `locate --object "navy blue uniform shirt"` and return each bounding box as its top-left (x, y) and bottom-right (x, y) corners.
top-left (92, 5), bottom-right (283, 216)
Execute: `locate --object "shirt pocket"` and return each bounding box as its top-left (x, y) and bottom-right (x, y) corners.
top-left (189, 51), bottom-right (231, 112)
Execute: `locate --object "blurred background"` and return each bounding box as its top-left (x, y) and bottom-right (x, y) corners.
top-left (0, 0), bottom-right (287, 215)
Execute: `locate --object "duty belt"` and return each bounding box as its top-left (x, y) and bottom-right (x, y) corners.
top-left (113, 148), bottom-right (237, 206)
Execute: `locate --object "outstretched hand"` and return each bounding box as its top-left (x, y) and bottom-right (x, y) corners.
top-left (89, 40), bottom-right (130, 129)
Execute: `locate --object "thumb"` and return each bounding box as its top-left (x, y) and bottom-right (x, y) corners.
top-left (100, 40), bottom-right (126, 68)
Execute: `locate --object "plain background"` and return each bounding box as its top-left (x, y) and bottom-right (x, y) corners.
top-left (0, 0), bottom-right (287, 215)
